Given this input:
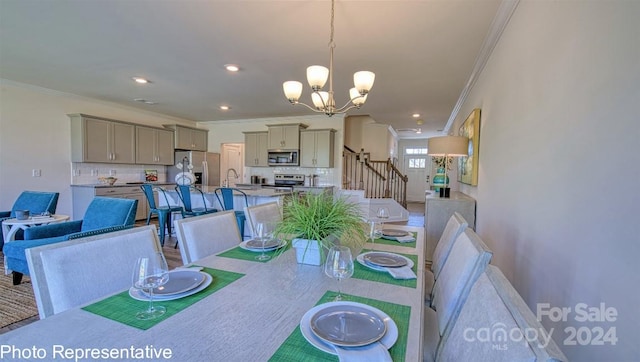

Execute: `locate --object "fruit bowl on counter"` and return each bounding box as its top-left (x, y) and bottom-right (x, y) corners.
top-left (98, 177), bottom-right (118, 185)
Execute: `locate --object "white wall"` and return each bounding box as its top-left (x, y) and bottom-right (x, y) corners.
top-left (0, 80), bottom-right (196, 217)
top-left (453, 1), bottom-right (639, 359)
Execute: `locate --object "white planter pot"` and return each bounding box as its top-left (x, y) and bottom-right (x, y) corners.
top-left (292, 238), bottom-right (326, 266)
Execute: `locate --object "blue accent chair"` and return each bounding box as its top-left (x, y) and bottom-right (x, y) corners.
top-left (3, 197), bottom-right (137, 285)
top-left (174, 185), bottom-right (217, 218)
top-left (0, 191), bottom-right (59, 250)
top-left (140, 184), bottom-right (183, 246)
top-left (214, 188), bottom-right (248, 239)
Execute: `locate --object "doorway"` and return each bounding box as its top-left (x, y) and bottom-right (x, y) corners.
top-left (402, 147), bottom-right (430, 202)
top-left (220, 143), bottom-right (244, 186)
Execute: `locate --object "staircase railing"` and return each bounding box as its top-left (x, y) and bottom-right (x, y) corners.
top-left (342, 146), bottom-right (408, 208)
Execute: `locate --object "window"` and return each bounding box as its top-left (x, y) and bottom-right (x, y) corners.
top-left (408, 158), bottom-right (426, 169)
top-left (406, 148), bottom-right (427, 155)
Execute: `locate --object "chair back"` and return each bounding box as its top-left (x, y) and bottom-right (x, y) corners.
top-left (244, 202), bottom-right (282, 237)
top-left (431, 212), bottom-right (469, 279)
top-left (10, 191), bottom-right (59, 217)
top-left (438, 265), bottom-right (567, 361)
top-left (140, 184), bottom-right (158, 209)
top-left (431, 228), bottom-right (493, 336)
top-left (214, 187), bottom-right (248, 211)
top-left (80, 197), bottom-right (137, 232)
top-left (174, 210), bottom-right (241, 265)
top-left (26, 225), bottom-right (162, 318)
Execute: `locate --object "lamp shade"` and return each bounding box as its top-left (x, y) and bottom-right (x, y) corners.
top-left (427, 136), bottom-right (469, 156)
top-left (283, 81), bottom-right (303, 101)
top-left (307, 66), bottom-right (329, 89)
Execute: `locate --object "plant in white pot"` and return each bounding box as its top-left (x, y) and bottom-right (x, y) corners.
top-left (275, 192), bottom-right (366, 265)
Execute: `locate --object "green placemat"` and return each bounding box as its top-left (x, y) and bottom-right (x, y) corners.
top-left (82, 267), bottom-right (244, 330)
top-left (371, 231), bottom-right (417, 248)
top-left (353, 250), bottom-right (418, 288)
top-left (217, 242), bottom-right (291, 263)
top-left (269, 291), bottom-right (411, 362)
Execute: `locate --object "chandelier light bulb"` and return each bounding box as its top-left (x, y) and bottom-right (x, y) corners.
top-left (307, 66), bottom-right (329, 90)
top-left (350, 88), bottom-right (367, 106)
top-left (312, 91), bottom-right (330, 109)
top-left (354, 71), bottom-right (375, 94)
top-left (283, 81), bottom-right (303, 102)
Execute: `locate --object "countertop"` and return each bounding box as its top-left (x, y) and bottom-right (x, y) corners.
top-left (71, 182), bottom-right (175, 188)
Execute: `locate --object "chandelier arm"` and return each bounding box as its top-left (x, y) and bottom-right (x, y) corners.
top-left (289, 101), bottom-right (327, 113)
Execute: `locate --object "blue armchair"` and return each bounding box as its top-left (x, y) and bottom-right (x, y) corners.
top-left (3, 197), bottom-right (137, 285)
top-left (0, 191), bottom-right (59, 250)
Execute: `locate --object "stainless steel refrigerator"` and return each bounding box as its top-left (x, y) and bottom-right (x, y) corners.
top-left (168, 151), bottom-right (220, 186)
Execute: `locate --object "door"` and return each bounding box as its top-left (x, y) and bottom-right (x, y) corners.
top-left (404, 154), bottom-right (430, 202)
top-left (221, 143), bottom-right (243, 186)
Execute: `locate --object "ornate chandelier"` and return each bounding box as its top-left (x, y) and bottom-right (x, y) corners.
top-left (282, 0), bottom-right (375, 117)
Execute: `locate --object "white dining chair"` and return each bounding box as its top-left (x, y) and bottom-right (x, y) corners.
top-left (243, 202), bottom-right (282, 238)
top-left (25, 225), bottom-right (162, 319)
top-left (173, 210), bottom-right (241, 265)
top-left (424, 212), bottom-right (469, 304)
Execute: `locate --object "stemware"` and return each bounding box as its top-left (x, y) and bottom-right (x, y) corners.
top-left (324, 246), bottom-right (354, 301)
top-left (376, 207), bottom-right (390, 220)
top-left (254, 222), bottom-right (272, 261)
top-left (369, 220), bottom-right (382, 249)
top-left (131, 252), bottom-right (169, 320)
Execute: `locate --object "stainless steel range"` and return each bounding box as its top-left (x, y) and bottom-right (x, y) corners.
top-left (274, 174), bottom-right (305, 187)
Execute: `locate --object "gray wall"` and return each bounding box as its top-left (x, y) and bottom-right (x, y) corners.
top-left (453, 1), bottom-right (639, 360)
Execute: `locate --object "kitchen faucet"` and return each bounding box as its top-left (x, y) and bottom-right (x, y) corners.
top-left (224, 168), bottom-right (239, 187)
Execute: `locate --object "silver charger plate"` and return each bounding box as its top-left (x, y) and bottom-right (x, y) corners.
top-left (129, 272), bottom-right (212, 301)
top-left (240, 239), bottom-right (286, 252)
top-left (152, 269), bottom-right (205, 296)
top-left (310, 305), bottom-right (387, 347)
top-left (381, 229), bottom-right (410, 237)
top-left (245, 238), bottom-right (281, 250)
top-left (363, 252), bottom-right (408, 268)
top-left (300, 301), bottom-right (398, 355)
top-left (357, 252), bottom-right (414, 272)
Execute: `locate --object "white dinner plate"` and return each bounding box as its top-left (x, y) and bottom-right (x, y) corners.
top-left (300, 301), bottom-right (398, 355)
top-left (239, 239), bottom-right (286, 252)
top-left (129, 272), bottom-right (212, 302)
top-left (310, 304), bottom-right (387, 347)
top-left (152, 269), bottom-right (205, 296)
top-left (357, 252), bottom-right (414, 272)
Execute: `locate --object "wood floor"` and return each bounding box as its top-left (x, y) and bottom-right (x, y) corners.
top-left (0, 202), bottom-right (424, 333)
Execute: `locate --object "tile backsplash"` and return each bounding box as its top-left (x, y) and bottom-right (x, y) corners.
top-left (71, 163), bottom-right (167, 185)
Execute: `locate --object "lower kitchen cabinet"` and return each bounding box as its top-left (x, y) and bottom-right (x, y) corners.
top-left (71, 185), bottom-right (149, 221)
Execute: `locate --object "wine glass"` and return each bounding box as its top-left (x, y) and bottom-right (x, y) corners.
top-left (369, 220), bottom-right (382, 249)
top-left (324, 246), bottom-right (354, 301)
top-left (254, 222), bottom-right (272, 261)
top-left (132, 252), bottom-right (169, 320)
top-left (376, 207), bottom-right (390, 220)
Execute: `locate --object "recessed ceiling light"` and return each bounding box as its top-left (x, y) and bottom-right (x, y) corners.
top-left (412, 113), bottom-right (420, 118)
top-left (224, 64), bottom-right (240, 72)
top-left (132, 77), bottom-right (150, 84)
top-left (220, 105), bottom-right (231, 111)
top-left (416, 119), bottom-right (424, 125)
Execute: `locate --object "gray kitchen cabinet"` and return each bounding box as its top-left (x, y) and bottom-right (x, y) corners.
top-left (244, 131), bottom-right (269, 166)
top-left (267, 123), bottom-right (307, 150)
top-left (165, 125), bottom-right (208, 151)
top-left (71, 185), bottom-right (148, 221)
top-left (424, 191), bottom-right (476, 264)
top-left (136, 126), bottom-right (175, 165)
top-left (69, 114), bottom-right (136, 164)
top-left (300, 129), bottom-right (335, 168)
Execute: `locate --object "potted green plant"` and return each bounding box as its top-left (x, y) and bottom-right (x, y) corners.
top-left (275, 191), bottom-right (366, 265)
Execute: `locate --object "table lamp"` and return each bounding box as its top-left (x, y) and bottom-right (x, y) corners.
top-left (427, 136), bottom-right (469, 198)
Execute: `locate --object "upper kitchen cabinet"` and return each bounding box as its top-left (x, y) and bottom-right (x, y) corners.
top-left (267, 123), bottom-right (307, 150)
top-left (69, 114), bottom-right (135, 164)
top-left (165, 125), bottom-right (208, 151)
top-left (244, 131), bottom-right (269, 167)
top-left (136, 126), bottom-right (175, 165)
top-left (300, 129), bottom-right (336, 168)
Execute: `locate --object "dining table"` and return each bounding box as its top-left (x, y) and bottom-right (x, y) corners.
top-left (0, 224), bottom-right (425, 361)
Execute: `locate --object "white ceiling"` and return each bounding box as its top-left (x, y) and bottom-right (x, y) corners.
top-left (0, 0), bottom-right (502, 139)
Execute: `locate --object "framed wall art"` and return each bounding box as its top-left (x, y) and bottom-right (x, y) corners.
top-left (458, 108), bottom-right (480, 185)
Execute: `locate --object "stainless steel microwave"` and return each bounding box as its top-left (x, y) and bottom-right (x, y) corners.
top-left (267, 150), bottom-right (299, 166)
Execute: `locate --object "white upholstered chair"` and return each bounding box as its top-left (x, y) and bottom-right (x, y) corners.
top-left (244, 202), bottom-right (282, 238)
top-left (438, 265), bottom-right (567, 361)
top-left (423, 228), bottom-right (493, 362)
top-left (25, 225), bottom-right (162, 319)
top-left (174, 210), bottom-right (241, 265)
top-left (424, 212), bottom-right (469, 304)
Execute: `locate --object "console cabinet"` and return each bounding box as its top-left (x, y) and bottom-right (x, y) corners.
top-left (425, 191), bottom-right (476, 263)
top-left (300, 129), bottom-right (335, 168)
top-left (136, 126), bottom-right (175, 165)
top-left (70, 114), bottom-right (136, 164)
top-left (244, 131), bottom-right (269, 167)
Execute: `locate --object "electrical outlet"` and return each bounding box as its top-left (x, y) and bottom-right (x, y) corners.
top-left (109, 170), bottom-right (116, 176)
top-left (32, 169), bottom-right (42, 177)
